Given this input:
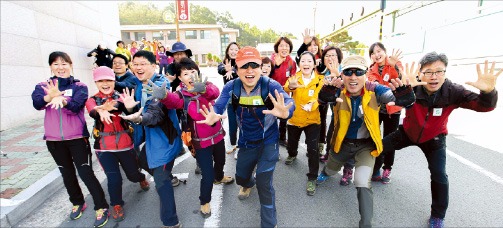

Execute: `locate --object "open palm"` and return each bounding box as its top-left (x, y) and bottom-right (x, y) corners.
top-left (466, 60), bottom-right (502, 93)
top-left (262, 90), bottom-right (293, 119)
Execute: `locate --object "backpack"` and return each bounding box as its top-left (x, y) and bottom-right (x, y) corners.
top-left (231, 77), bottom-right (274, 112)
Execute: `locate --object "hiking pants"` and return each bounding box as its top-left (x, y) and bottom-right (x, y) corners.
top-left (46, 138), bottom-right (109, 210)
top-left (227, 102), bottom-right (238, 146)
top-left (235, 142), bottom-right (279, 228)
top-left (96, 149), bottom-right (146, 206)
top-left (373, 113), bottom-right (400, 174)
top-left (318, 103), bottom-right (329, 144)
top-left (326, 104), bottom-right (355, 169)
top-left (195, 140), bottom-right (226, 204)
top-left (322, 138), bottom-right (376, 228)
top-left (287, 124), bottom-right (320, 180)
top-left (152, 160), bottom-right (179, 226)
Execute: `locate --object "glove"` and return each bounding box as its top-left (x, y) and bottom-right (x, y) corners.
top-left (393, 84), bottom-right (415, 108)
top-left (143, 80), bottom-right (168, 101)
top-left (188, 72), bottom-right (207, 94)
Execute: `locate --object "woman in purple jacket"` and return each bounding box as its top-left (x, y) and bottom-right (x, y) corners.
top-left (31, 51), bottom-right (110, 228)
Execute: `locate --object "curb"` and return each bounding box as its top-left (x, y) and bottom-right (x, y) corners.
top-left (0, 168), bottom-right (63, 228)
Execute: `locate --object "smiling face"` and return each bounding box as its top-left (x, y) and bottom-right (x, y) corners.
top-left (132, 56), bottom-right (156, 83)
top-left (278, 40), bottom-right (291, 58)
top-left (173, 52), bottom-right (187, 63)
top-left (261, 63), bottom-right (272, 76)
top-left (342, 68), bottom-right (366, 96)
top-left (50, 57), bottom-right (72, 78)
top-left (299, 54), bottom-right (315, 77)
top-left (112, 56), bottom-right (127, 75)
top-left (178, 68), bottom-right (197, 90)
top-left (95, 79), bottom-right (115, 95)
top-left (237, 62), bottom-right (261, 92)
top-left (419, 60), bottom-right (447, 95)
top-left (370, 45), bottom-right (387, 66)
top-left (307, 40), bottom-right (319, 55)
top-left (228, 44), bottom-right (239, 59)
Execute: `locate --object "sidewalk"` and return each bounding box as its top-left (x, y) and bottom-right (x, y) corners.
top-left (0, 116), bottom-right (95, 227)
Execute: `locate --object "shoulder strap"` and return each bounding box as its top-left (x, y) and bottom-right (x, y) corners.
top-left (261, 77), bottom-right (274, 110)
top-left (231, 79), bottom-right (242, 111)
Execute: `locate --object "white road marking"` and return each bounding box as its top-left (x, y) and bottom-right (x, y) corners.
top-left (447, 149), bottom-right (503, 186)
top-left (203, 152), bottom-right (234, 227)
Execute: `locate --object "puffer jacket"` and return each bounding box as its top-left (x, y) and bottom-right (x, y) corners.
top-left (284, 71), bottom-right (324, 127)
top-left (270, 54), bottom-right (297, 86)
top-left (32, 76), bottom-right (89, 141)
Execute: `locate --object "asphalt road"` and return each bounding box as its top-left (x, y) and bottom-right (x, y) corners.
top-left (15, 67), bottom-right (503, 227)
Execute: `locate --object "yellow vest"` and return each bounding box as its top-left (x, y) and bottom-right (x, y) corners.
top-left (284, 71), bottom-right (324, 127)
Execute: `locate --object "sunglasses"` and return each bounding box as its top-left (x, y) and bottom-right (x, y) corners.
top-left (240, 62), bottom-right (260, 69)
top-left (342, 69), bottom-right (367, 77)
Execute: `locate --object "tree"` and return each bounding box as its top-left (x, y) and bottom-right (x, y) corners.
top-left (326, 30), bottom-right (362, 53)
top-left (119, 2), bottom-right (163, 25)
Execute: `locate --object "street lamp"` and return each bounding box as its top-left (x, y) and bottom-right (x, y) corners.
top-left (159, 30), bottom-right (167, 46)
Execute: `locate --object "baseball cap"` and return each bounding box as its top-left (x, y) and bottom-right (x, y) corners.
top-left (235, 46), bottom-right (261, 68)
top-left (341, 55), bottom-right (368, 71)
top-left (93, 66), bottom-right (115, 81)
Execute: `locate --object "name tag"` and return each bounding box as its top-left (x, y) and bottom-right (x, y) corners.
top-left (433, 108), bottom-right (442, 116)
top-left (253, 99), bottom-right (262, 105)
top-left (383, 73), bottom-right (390, 82)
top-left (308, 90), bottom-right (315, 97)
top-left (286, 71), bottom-right (290, 78)
top-left (64, 89), bottom-right (73, 97)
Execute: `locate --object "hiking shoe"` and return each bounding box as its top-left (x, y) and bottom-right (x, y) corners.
top-left (162, 223), bottom-right (182, 228)
top-left (214, 176), bottom-right (234, 185)
top-left (238, 187), bottom-right (251, 200)
top-left (371, 170), bottom-right (381, 182)
top-left (200, 203), bottom-right (211, 218)
top-left (279, 139), bottom-right (288, 147)
top-left (140, 179), bottom-right (150, 191)
top-left (381, 169), bottom-right (391, 184)
top-left (339, 167), bottom-right (353, 186)
top-left (112, 205), bottom-right (125, 222)
top-left (306, 180), bottom-right (316, 196)
top-left (70, 203), bottom-right (87, 220)
top-left (172, 176), bottom-right (180, 187)
top-left (93, 208), bottom-right (109, 228)
top-left (429, 216), bottom-right (444, 228)
top-left (318, 143), bottom-right (326, 156)
top-left (284, 156), bottom-right (296, 165)
top-left (195, 163), bottom-right (201, 175)
top-left (316, 172), bottom-right (330, 185)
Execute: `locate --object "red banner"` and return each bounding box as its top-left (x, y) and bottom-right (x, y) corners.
top-left (176, 0), bottom-right (190, 21)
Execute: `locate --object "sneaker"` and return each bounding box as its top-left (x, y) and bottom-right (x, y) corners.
top-left (306, 180), bottom-right (316, 196)
top-left (381, 169), bottom-right (391, 184)
top-left (279, 139), bottom-right (288, 147)
top-left (318, 143), bottom-right (326, 156)
top-left (195, 163), bottom-right (201, 175)
top-left (112, 205), bottom-right (125, 222)
top-left (214, 176), bottom-right (235, 185)
top-left (339, 168), bottom-right (353, 186)
top-left (172, 176), bottom-right (180, 187)
top-left (284, 156), bottom-right (296, 165)
top-left (140, 179), bottom-right (150, 191)
top-left (371, 170), bottom-right (382, 182)
top-left (200, 203), bottom-right (211, 218)
top-left (316, 172), bottom-right (330, 185)
top-left (162, 223), bottom-right (182, 228)
top-left (93, 208), bottom-right (109, 228)
top-left (429, 216), bottom-right (445, 228)
top-left (70, 203), bottom-right (87, 220)
top-left (238, 187), bottom-right (251, 200)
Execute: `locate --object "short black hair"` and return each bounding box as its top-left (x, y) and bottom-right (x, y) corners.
top-left (113, 54), bottom-right (129, 65)
top-left (116, 40), bottom-right (124, 46)
top-left (274, 37), bottom-right (293, 53)
top-left (133, 50), bottom-right (156, 64)
top-left (368, 42), bottom-right (386, 58)
top-left (322, 46), bottom-right (343, 64)
top-left (419, 52), bottom-right (448, 71)
top-left (173, 57), bottom-right (200, 77)
top-left (48, 51), bottom-right (72, 65)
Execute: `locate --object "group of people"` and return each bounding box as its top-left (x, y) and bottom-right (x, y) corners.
top-left (32, 28), bottom-right (501, 228)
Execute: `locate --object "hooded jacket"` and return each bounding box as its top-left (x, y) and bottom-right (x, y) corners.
top-left (284, 71), bottom-right (324, 127)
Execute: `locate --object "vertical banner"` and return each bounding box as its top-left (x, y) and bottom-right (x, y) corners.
top-left (177, 0), bottom-right (190, 21)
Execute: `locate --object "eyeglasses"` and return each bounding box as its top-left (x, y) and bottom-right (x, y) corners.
top-left (132, 63), bottom-right (151, 68)
top-left (240, 62), bottom-right (260, 69)
top-left (113, 61), bottom-right (125, 65)
top-left (421, 70), bottom-right (446, 77)
top-left (325, 54), bottom-right (337, 58)
top-left (342, 69), bottom-right (367, 77)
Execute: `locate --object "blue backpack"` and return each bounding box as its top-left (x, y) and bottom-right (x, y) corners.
top-left (231, 77), bottom-right (274, 111)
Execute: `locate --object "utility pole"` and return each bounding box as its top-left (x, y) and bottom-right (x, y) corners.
top-left (313, 2), bottom-right (317, 35)
top-left (175, 0), bottom-right (180, 42)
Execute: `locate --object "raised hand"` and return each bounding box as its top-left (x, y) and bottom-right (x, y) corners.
top-left (225, 71), bottom-right (233, 80)
top-left (45, 96), bottom-right (66, 109)
top-left (388, 49), bottom-right (403, 67)
top-left (119, 88), bottom-right (139, 109)
top-left (389, 78), bottom-right (415, 107)
top-left (287, 76), bottom-right (304, 90)
top-left (326, 58), bottom-right (340, 77)
top-left (143, 79), bottom-right (168, 101)
top-left (119, 107), bottom-right (144, 123)
top-left (262, 90), bottom-right (293, 119)
top-left (224, 59), bottom-right (233, 72)
top-left (42, 79), bottom-right (64, 100)
top-left (96, 100), bottom-right (118, 112)
top-left (466, 60), bottom-right (502, 93)
top-left (403, 62), bottom-right (427, 87)
top-left (188, 72), bottom-right (207, 94)
top-left (196, 103), bottom-right (227, 126)
top-left (302, 28), bottom-right (312, 45)
top-left (97, 109), bottom-right (116, 125)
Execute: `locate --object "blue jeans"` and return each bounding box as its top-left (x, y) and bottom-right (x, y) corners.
top-left (383, 126), bottom-right (448, 219)
top-left (96, 149), bottom-right (146, 206)
top-left (227, 103), bottom-right (238, 146)
top-left (235, 142), bottom-right (279, 228)
top-left (195, 140), bottom-right (226, 204)
top-left (152, 160), bottom-right (179, 226)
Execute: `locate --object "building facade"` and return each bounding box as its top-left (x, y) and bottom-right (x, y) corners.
top-left (120, 24), bottom-right (239, 65)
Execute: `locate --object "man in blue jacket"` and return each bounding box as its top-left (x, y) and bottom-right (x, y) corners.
top-left (198, 46), bottom-right (295, 228)
top-left (120, 50), bottom-right (182, 228)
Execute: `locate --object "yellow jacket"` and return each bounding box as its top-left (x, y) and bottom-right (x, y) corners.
top-left (284, 71), bottom-right (324, 128)
top-left (330, 87), bottom-right (383, 157)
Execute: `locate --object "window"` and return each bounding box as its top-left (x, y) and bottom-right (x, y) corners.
top-left (194, 55), bottom-right (199, 63)
top-left (201, 54), bottom-right (207, 64)
top-left (185, 30), bottom-right (197, 39)
top-left (121, 32), bottom-right (130, 41)
top-left (221, 34), bottom-right (230, 57)
top-left (200, 30), bottom-right (211, 39)
top-left (168, 30), bottom-right (176, 40)
top-left (152, 32), bottom-right (163, 41)
top-left (134, 32), bottom-right (145, 41)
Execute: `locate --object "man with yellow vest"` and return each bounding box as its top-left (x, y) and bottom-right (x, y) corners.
top-left (316, 55), bottom-right (415, 228)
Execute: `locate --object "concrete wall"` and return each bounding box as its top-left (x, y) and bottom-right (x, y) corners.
top-left (0, 1), bottom-right (121, 131)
